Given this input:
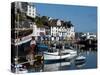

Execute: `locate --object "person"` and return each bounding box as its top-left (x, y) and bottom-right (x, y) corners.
top-left (26, 36), bottom-right (36, 65)
top-left (30, 36), bottom-right (36, 55)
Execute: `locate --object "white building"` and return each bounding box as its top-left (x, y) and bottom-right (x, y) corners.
top-left (32, 23), bottom-right (45, 40)
top-left (81, 32), bottom-right (97, 40)
top-left (50, 19), bottom-right (75, 40)
top-left (66, 26), bottom-right (75, 40)
top-left (50, 19), bottom-right (62, 37)
top-left (87, 33), bottom-right (97, 39)
top-left (37, 28), bottom-right (46, 36)
top-left (32, 23), bottom-right (38, 36)
top-left (27, 3), bottom-right (36, 18)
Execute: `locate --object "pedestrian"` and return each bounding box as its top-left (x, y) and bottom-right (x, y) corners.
top-left (30, 36), bottom-right (37, 55)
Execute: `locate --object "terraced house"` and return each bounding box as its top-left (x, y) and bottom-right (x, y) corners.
top-left (48, 19), bottom-right (75, 41)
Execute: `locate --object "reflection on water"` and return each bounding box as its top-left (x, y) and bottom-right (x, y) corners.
top-left (44, 61), bottom-right (71, 71)
top-left (12, 42), bottom-right (97, 73)
top-left (11, 38), bottom-right (97, 73)
top-left (27, 49), bottom-right (97, 72)
top-left (43, 49), bottom-right (97, 72)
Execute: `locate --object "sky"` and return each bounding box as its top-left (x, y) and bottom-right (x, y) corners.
top-left (34, 3), bottom-right (97, 33)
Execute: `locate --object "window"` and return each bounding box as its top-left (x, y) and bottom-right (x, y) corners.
top-left (29, 13), bottom-right (31, 15)
top-left (29, 5), bottom-right (31, 8)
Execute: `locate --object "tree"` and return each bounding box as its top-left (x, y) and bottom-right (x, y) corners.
top-left (34, 16), bottom-right (49, 27)
top-left (63, 21), bottom-right (68, 28)
top-left (41, 16), bottom-right (48, 22)
top-left (41, 16), bottom-right (49, 26)
top-left (35, 16), bottom-right (44, 27)
top-left (67, 21), bottom-right (73, 28)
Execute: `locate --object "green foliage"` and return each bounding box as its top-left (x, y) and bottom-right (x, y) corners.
top-left (36, 20), bottom-right (44, 27)
top-left (34, 16), bottom-right (49, 27)
top-left (41, 16), bottom-right (48, 23)
top-left (67, 21), bottom-right (73, 28)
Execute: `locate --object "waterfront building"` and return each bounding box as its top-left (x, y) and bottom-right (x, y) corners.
top-left (66, 26), bottom-right (75, 40)
top-left (50, 19), bottom-right (75, 41)
top-left (32, 23), bottom-right (46, 40)
top-left (27, 3), bottom-right (36, 18)
top-left (86, 32), bottom-right (97, 40)
top-left (81, 32), bottom-right (97, 40)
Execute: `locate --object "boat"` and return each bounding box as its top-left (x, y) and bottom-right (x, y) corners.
top-left (75, 56), bottom-right (86, 61)
top-left (37, 43), bottom-right (48, 51)
top-left (75, 55), bottom-right (86, 68)
top-left (12, 64), bottom-right (28, 74)
top-left (75, 60), bottom-right (86, 68)
top-left (44, 46), bottom-right (77, 61)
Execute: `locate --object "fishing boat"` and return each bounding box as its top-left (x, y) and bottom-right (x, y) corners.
top-left (44, 46), bottom-right (77, 61)
top-left (75, 55), bottom-right (86, 68)
top-left (75, 60), bottom-right (86, 68)
top-left (75, 56), bottom-right (86, 61)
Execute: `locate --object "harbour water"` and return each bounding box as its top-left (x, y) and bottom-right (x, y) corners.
top-left (11, 41), bottom-right (97, 73)
top-left (27, 49), bottom-right (97, 72)
top-left (43, 49), bottom-right (97, 71)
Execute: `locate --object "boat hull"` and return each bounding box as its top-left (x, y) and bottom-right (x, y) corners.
top-left (44, 50), bottom-right (77, 61)
top-left (44, 53), bottom-right (71, 61)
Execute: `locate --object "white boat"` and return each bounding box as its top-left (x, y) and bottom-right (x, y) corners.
top-left (14, 64), bottom-right (28, 74)
top-left (75, 56), bottom-right (86, 61)
top-left (75, 61), bottom-right (86, 68)
top-left (44, 47), bottom-right (77, 61)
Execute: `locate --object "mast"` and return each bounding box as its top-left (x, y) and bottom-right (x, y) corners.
top-left (15, 4), bottom-right (20, 73)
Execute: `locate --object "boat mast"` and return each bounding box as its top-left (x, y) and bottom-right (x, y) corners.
top-left (15, 7), bottom-right (20, 73)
